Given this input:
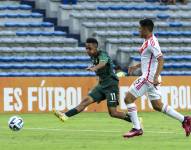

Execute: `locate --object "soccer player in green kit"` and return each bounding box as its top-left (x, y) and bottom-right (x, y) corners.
top-left (53, 38), bottom-right (134, 125)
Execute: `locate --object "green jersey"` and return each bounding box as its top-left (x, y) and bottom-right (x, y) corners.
top-left (90, 51), bottom-right (119, 88)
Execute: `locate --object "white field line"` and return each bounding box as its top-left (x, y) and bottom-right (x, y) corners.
top-left (0, 127), bottom-right (183, 135)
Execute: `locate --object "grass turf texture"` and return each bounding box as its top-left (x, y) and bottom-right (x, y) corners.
top-left (0, 112), bottom-right (191, 150)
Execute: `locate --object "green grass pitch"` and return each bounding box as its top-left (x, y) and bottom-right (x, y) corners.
top-left (0, 112), bottom-right (191, 150)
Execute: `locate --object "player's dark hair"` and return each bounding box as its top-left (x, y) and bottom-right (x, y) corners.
top-left (86, 38), bottom-right (98, 47)
top-left (139, 19), bottom-right (154, 32)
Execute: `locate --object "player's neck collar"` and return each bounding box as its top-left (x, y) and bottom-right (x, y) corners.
top-left (145, 33), bottom-right (153, 40)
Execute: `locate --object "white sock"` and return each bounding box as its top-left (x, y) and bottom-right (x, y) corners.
top-left (127, 103), bottom-right (141, 130)
top-left (162, 105), bottom-right (184, 123)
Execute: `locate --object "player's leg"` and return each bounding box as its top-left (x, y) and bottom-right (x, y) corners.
top-left (105, 85), bottom-right (132, 122)
top-left (54, 96), bottom-right (95, 122)
top-left (148, 84), bottom-right (191, 136)
top-left (123, 77), bottom-right (147, 138)
top-left (53, 85), bottom-right (104, 122)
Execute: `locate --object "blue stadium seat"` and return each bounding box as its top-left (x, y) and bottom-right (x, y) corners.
top-left (145, 0), bottom-right (159, 2)
top-left (6, 14), bottom-right (19, 18)
top-left (145, 6), bottom-right (157, 11)
top-left (157, 14), bottom-right (170, 19)
top-left (7, 6), bottom-right (19, 10)
top-left (169, 22), bottom-right (183, 27)
top-left (97, 6), bottom-right (110, 11)
top-left (181, 31), bottom-right (191, 36)
top-left (53, 31), bottom-right (66, 36)
top-left (157, 5), bottom-right (169, 11)
top-left (109, 6), bottom-right (122, 11)
top-left (0, 6), bottom-right (6, 10)
top-left (19, 5), bottom-right (31, 10)
top-left (133, 6), bottom-right (145, 11)
top-left (121, 6), bottom-right (134, 10)
top-left (29, 23), bottom-right (42, 27)
top-left (41, 22), bottom-right (54, 27)
top-left (31, 13), bottom-right (43, 18)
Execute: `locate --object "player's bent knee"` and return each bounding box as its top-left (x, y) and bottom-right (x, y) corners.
top-left (151, 100), bottom-right (163, 112)
top-left (124, 92), bottom-right (136, 104)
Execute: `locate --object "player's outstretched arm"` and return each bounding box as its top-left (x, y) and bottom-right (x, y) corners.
top-left (86, 62), bottom-right (107, 72)
top-left (128, 63), bottom-right (141, 75)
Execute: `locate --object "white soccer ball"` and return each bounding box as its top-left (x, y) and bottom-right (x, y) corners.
top-left (8, 116), bottom-right (24, 131)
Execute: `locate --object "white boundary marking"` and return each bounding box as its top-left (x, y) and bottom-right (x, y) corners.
top-left (0, 127), bottom-right (183, 135)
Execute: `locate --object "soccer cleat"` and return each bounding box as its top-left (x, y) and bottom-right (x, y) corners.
top-left (182, 116), bottom-right (191, 137)
top-left (53, 109), bottom-right (68, 122)
top-left (123, 128), bottom-right (143, 139)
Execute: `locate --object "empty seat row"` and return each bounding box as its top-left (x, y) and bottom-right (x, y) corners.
top-left (0, 71), bottom-right (95, 77)
top-left (0, 13), bottom-right (42, 18)
top-left (80, 21), bottom-right (191, 39)
top-left (0, 56), bottom-right (90, 62)
top-left (0, 22), bottom-right (54, 32)
top-left (0, 37), bottom-right (78, 47)
top-left (0, 47), bottom-right (86, 53)
top-left (0, 5), bottom-right (31, 10)
top-left (130, 56), bottom-right (191, 61)
top-left (0, 64), bottom-right (89, 69)
top-left (16, 31), bottom-right (66, 36)
top-left (161, 71), bottom-right (191, 76)
top-left (3, 22), bottom-right (53, 27)
top-left (0, 31), bottom-right (67, 37)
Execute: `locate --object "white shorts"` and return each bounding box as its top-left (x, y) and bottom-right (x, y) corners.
top-left (128, 76), bottom-right (161, 100)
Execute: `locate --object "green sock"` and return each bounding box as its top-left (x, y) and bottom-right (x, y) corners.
top-left (65, 108), bottom-right (79, 117)
top-left (124, 113), bottom-right (131, 122)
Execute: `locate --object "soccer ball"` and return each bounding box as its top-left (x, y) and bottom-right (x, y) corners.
top-left (8, 116), bottom-right (24, 131)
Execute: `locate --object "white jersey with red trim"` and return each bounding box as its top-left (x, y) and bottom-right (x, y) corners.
top-left (139, 34), bottom-right (163, 83)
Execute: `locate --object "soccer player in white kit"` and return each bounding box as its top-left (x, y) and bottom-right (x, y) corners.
top-left (123, 19), bottom-right (191, 138)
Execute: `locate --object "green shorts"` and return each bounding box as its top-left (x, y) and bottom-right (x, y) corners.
top-left (89, 83), bottom-right (119, 107)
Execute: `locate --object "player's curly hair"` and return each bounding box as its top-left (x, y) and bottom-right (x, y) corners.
top-left (86, 38), bottom-right (98, 47)
top-left (139, 19), bottom-right (154, 32)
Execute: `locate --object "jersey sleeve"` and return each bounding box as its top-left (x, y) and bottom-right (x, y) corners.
top-left (150, 39), bottom-right (163, 58)
top-left (99, 52), bottom-right (109, 63)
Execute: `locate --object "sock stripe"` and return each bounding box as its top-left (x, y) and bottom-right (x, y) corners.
top-left (128, 107), bottom-right (137, 112)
